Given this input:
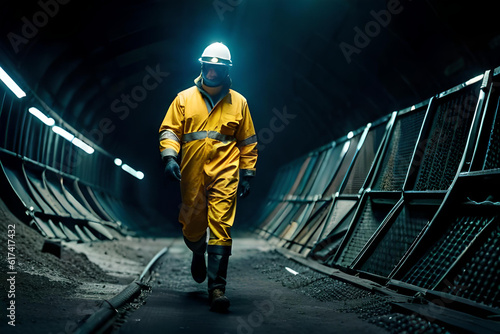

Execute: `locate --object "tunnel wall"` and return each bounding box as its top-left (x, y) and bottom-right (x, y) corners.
top-left (256, 66), bottom-right (500, 317)
top-left (0, 87), bottom-right (160, 240)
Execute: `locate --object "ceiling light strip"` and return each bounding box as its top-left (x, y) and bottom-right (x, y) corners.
top-left (0, 66), bottom-right (26, 98)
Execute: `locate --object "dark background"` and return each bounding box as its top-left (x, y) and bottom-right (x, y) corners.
top-left (1, 0), bottom-right (499, 231)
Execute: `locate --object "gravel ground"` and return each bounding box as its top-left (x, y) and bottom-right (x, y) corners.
top-left (0, 198), bottom-right (170, 334)
top-left (117, 238), bottom-right (392, 334)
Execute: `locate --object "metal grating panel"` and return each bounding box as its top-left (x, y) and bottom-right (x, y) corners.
top-left (312, 210), bottom-right (356, 262)
top-left (322, 136), bottom-right (360, 198)
top-left (336, 199), bottom-right (394, 267)
top-left (289, 202), bottom-right (329, 252)
top-left (258, 201), bottom-right (287, 232)
top-left (483, 96), bottom-right (500, 170)
top-left (301, 151), bottom-right (326, 198)
top-left (279, 203), bottom-right (313, 239)
top-left (446, 223), bottom-right (500, 308)
top-left (266, 202), bottom-right (297, 236)
top-left (342, 124), bottom-right (386, 194)
top-left (318, 199), bottom-right (357, 242)
top-left (414, 89), bottom-right (478, 190)
top-left (295, 155), bottom-right (319, 197)
top-left (374, 109), bottom-right (426, 191)
top-left (403, 215), bottom-right (495, 289)
top-left (359, 205), bottom-right (435, 277)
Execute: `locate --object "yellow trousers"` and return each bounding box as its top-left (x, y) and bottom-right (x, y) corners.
top-left (179, 159), bottom-right (238, 248)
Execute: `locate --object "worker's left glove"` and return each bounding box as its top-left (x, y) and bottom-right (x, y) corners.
top-left (163, 156), bottom-right (181, 181)
top-left (238, 176), bottom-right (252, 198)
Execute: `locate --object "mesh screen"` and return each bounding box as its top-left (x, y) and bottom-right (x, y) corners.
top-left (374, 109), bottom-right (426, 191)
top-left (312, 210), bottom-right (356, 262)
top-left (258, 201), bottom-right (287, 231)
top-left (270, 203), bottom-right (300, 236)
top-left (342, 124), bottom-right (386, 194)
top-left (281, 203), bottom-right (314, 239)
top-left (446, 222), bottom-right (500, 308)
top-left (290, 203), bottom-right (317, 240)
top-left (403, 215), bottom-right (494, 289)
top-left (414, 89), bottom-right (478, 190)
top-left (295, 155), bottom-right (318, 196)
top-left (307, 204), bottom-right (354, 251)
top-left (360, 205), bottom-right (434, 277)
top-left (287, 157), bottom-right (311, 196)
top-left (323, 136), bottom-right (360, 198)
top-left (318, 199), bottom-right (357, 242)
top-left (301, 152), bottom-right (326, 197)
top-left (289, 202), bottom-right (330, 252)
top-left (277, 205), bottom-right (306, 240)
top-left (483, 96), bottom-right (500, 170)
top-left (336, 199), bottom-right (394, 267)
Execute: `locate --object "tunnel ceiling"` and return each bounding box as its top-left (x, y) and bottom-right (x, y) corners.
top-left (1, 0), bottom-right (500, 189)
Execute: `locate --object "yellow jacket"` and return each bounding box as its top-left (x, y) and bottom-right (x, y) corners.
top-left (159, 77), bottom-right (258, 179)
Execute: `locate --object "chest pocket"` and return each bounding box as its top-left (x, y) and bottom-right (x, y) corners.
top-left (219, 109), bottom-right (240, 136)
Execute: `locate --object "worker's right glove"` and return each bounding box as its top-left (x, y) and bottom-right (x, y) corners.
top-left (238, 176), bottom-right (251, 198)
top-left (164, 156), bottom-right (181, 181)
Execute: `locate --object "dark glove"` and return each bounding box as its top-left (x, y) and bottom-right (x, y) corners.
top-left (238, 176), bottom-right (251, 198)
top-left (164, 156), bottom-right (181, 181)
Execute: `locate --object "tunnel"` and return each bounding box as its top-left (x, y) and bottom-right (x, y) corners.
top-left (1, 0), bottom-right (500, 333)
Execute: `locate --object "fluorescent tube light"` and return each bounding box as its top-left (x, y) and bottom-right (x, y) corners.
top-left (121, 164), bottom-right (144, 180)
top-left (465, 74), bottom-right (483, 86)
top-left (72, 138), bottom-right (94, 154)
top-left (0, 66), bottom-right (26, 98)
top-left (341, 141), bottom-right (350, 155)
top-left (28, 107), bottom-right (55, 126)
top-left (52, 126), bottom-right (75, 142)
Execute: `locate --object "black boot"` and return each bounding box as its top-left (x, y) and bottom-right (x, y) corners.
top-left (184, 235), bottom-right (207, 284)
top-left (207, 246), bottom-right (231, 312)
top-left (209, 287), bottom-right (230, 312)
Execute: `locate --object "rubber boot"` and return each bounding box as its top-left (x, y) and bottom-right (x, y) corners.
top-left (207, 246), bottom-right (231, 312)
top-left (184, 234), bottom-right (207, 284)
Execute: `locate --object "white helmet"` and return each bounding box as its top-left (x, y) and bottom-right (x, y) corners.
top-left (199, 42), bottom-right (232, 66)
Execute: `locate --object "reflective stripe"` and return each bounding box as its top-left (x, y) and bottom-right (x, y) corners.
top-left (208, 131), bottom-right (235, 143)
top-left (160, 148), bottom-right (178, 158)
top-left (159, 130), bottom-right (180, 143)
top-left (237, 134), bottom-right (257, 148)
top-left (183, 131), bottom-right (235, 144)
top-left (183, 131), bottom-right (208, 142)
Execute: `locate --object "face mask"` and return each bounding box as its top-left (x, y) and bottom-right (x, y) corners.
top-left (202, 63), bottom-right (229, 87)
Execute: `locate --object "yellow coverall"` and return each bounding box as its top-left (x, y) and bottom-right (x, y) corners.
top-left (159, 77), bottom-right (258, 251)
